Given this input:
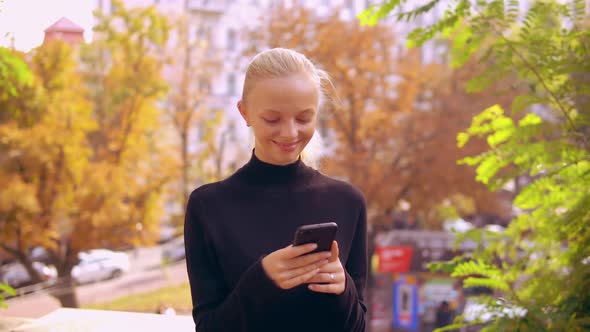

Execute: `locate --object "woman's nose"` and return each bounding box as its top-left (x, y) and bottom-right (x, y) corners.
top-left (279, 120), bottom-right (298, 138)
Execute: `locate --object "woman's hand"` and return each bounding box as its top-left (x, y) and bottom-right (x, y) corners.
top-left (262, 243), bottom-right (332, 290)
top-left (307, 241), bottom-right (346, 295)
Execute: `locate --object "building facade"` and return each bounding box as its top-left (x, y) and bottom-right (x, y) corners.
top-left (91, 0), bottom-right (441, 138)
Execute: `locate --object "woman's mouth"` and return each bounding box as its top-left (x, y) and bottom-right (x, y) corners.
top-left (274, 140), bottom-right (299, 151)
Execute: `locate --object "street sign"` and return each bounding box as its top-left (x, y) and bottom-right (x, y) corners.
top-left (376, 246), bottom-right (413, 273)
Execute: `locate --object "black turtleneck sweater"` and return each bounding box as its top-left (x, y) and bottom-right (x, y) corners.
top-left (184, 152), bottom-right (367, 332)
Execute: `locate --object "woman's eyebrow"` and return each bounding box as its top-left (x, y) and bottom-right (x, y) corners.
top-left (261, 109), bottom-right (316, 114)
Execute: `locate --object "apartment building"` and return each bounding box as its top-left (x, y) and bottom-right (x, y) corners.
top-left (92, 0), bottom-right (442, 127)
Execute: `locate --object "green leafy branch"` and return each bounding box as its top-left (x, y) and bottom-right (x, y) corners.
top-left (0, 283), bottom-right (16, 309)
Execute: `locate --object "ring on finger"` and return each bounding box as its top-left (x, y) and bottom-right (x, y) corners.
top-left (330, 273), bottom-right (335, 281)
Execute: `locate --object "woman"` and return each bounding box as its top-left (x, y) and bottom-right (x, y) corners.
top-left (184, 48), bottom-right (367, 331)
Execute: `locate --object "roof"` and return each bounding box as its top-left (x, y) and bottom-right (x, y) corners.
top-left (44, 17), bottom-right (84, 33)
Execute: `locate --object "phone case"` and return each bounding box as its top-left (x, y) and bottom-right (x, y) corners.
top-left (293, 222), bottom-right (338, 253)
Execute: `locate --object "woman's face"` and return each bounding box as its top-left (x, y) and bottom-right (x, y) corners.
top-left (239, 72), bottom-right (319, 165)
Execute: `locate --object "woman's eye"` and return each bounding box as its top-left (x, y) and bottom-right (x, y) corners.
top-left (297, 118), bottom-right (312, 124)
top-left (263, 118), bottom-right (279, 124)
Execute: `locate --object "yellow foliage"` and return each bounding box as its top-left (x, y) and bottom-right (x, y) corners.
top-left (0, 2), bottom-right (175, 278)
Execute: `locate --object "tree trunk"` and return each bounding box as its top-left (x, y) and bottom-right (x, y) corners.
top-left (18, 256), bottom-right (44, 286)
top-left (49, 250), bottom-right (79, 308)
top-left (50, 270), bottom-right (79, 308)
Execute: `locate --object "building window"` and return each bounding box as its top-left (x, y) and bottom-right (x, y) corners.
top-left (109, 0), bottom-right (119, 14)
top-left (347, 0), bottom-right (355, 13)
top-left (227, 29), bottom-right (236, 51)
top-left (199, 78), bottom-right (211, 94)
top-left (227, 74), bottom-right (236, 96)
top-left (196, 26), bottom-right (205, 39)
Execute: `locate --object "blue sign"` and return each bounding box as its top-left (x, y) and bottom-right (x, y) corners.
top-left (392, 276), bottom-right (419, 331)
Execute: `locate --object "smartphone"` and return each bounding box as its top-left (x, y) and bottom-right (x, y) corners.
top-left (293, 222), bottom-right (338, 254)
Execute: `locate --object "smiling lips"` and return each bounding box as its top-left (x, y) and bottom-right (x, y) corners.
top-left (274, 140), bottom-right (299, 152)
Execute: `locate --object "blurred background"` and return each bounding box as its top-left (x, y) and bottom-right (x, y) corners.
top-left (1, 1), bottom-right (589, 332)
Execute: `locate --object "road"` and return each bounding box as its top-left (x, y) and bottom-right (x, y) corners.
top-left (1, 245), bottom-right (189, 319)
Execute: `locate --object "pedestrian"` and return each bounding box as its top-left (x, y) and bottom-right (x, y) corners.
top-left (184, 48), bottom-right (367, 332)
top-left (435, 300), bottom-right (454, 328)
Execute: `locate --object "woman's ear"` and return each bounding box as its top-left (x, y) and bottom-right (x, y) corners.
top-left (237, 100), bottom-right (250, 127)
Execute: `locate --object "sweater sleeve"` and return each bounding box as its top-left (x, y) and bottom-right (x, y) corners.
top-left (332, 196), bottom-right (368, 331)
top-left (184, 190), bottom-right (283, 331)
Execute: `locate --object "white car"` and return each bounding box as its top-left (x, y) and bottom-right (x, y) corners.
top-left (71, 249), bottom-right (130, 284)
top-left (161, 237), bottom-right (185, 263)
top-left (0, 261), bottom-right (57, 288)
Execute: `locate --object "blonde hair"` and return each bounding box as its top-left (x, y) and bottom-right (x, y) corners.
top-left (242, 48), bottom-right (335, 169)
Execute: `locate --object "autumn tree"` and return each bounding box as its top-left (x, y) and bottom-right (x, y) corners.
top-left (0, 40), bottom-right (94, 307)
top-left (0, 46), bottom-right (33, 307)
top-left (161, 10), bottom-right (244, 230)
top-left (0, 1), bottom-right (172, 307)
top-left (163, 12), bottom-right (220, 207)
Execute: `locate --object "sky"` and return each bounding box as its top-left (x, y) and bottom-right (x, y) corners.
top-left (0, 0), bottom-right (95, 51)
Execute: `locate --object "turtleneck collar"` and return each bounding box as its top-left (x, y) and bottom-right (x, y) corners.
top-left (234, 149), bottom-right (314, 186)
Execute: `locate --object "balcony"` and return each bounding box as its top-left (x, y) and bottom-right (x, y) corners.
top-left (5, 308), bottom-right (193, 332)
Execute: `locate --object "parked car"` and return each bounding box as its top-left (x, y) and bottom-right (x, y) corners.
top-left (29, 246), bottom-right (52, 264)
top-left (161, 237), bottom-right (185, 263)
top-left (0, 261), bottom-right (57, 288)
top-left (71, 249), bottom-right (130, 285)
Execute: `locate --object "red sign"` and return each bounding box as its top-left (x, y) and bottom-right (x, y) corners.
top-left (376, 246), bottom-right (413, 273)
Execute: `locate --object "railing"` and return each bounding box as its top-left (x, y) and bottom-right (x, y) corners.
top-left (6, 308), bottom-right (194, 331)
top-left (7, 275), bottom-right (76, 299)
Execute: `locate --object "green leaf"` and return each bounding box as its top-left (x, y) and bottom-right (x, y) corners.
top-left (466, 68), bottom-right (505, 93)
top-left (434, 322), bottom-right (472, 332)
top-left (486, 116), bottom-right (515, 148)
top-left (451, 259), bottom-right (501, 279)
top-left (457, 132), bottom-right (471, 148)
top-left (0, 47), bottom-right (34, 97)
top-left (358, 1), bottom-right (404, 27)
top-left (511, 94), bottom-right (545, 114)
top-left (0, 282), bottom-right (15, 307)
top-left (518, 113), bottom-right (542, 127)
top-left (0, 283), bottom-right (15, 296)
top-left (450, 25), bottom-right (481, 68)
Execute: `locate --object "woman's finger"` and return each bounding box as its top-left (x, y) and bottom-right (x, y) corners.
top-left (316, 261), bottom-right (339, 273)
top-left (279, 259), bottom-right (329, 281)
top-left (308, 282), bottom-right (344, 294)
top-left (287, 250), bottom-right (332, 269)
top-left (280, 243), bottom-right (318, 259)
top-left (329, 241), bottom-right (339, 262)
top-left (306, 272), bottom-right (342, 284)
top-left (281, 265), bottom-right (321, 289)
